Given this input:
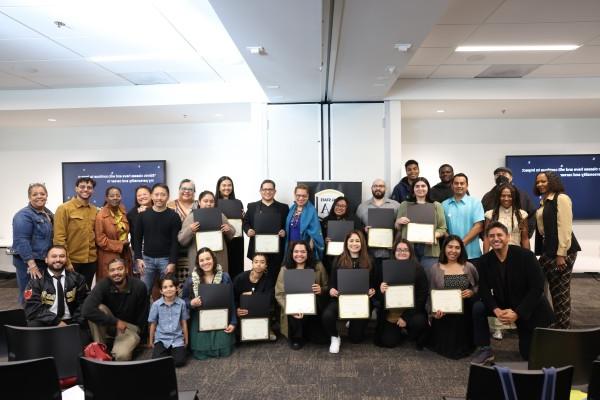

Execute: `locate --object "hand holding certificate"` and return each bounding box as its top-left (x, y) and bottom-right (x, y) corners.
top-left (284, 269), bottom-right (317, 315)
top-left (193, 208), bottom-right (224, 251)
top-left (326, 220), bottom-right (354, 256)
top-left (367, 208), bottom-right (395, 249)
top-left (406, 223), bottom-right (434, 244)
top-left (385, 285), bottom-right (414, 309)
top-left (430, 289), bottom-right (463, 314)
top-left (199, 309), bottom-right (228, 331)
top-left (217, 199), bottom-right (244, 238)
top-left (405, 203), bottom-right (436, 244)
top-left (197, 283), bottom-right (232, 331)
top-left (240, 293), bottom-right (270, 341)
top-left (382, 260), bottom-right (417, 309)
top-left (254, 211), bottom-right (281, 253)
top-left (337, 269), bottom-right (370, 319)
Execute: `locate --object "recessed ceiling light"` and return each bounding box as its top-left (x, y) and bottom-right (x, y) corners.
top-left (436, 110), bottom-right (445, 113)
top-left (394, 43), bottom-right (412, 52)
top-left (456, 45), bottom-right (580, 52)
top-left (246, 46), bottom-right (266, 55)
top-left (47, 118), bottom-right (57, 122)
top-left (266, 85), bottom-right (280, 89)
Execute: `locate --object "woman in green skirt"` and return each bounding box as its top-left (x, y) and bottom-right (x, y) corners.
top-left (182, 247), bottom-right (236, 359)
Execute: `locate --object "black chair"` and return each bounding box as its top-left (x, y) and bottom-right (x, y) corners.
top-left (528, 327), bottom-right (600, 386)
top-left (443, 363), bottom-right (574, 400)
top-left (588, 360), bottom-right (600, 400)
top-left (0, 357), bottom-right (62, 399)
top-left (5, 324), bottom-right (83, 382)
top-left (0, 308), bottom-right (27, 358)
top-left (80, 356), bottom-right (198, 400)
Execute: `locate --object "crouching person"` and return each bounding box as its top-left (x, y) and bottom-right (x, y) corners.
top-left (82, 258), bottom-right (148, 360)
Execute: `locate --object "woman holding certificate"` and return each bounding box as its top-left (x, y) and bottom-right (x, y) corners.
top-left (374, 238), bottom-right (429, 349)
top-left (178, 191), bottom-right (235, 273)
top-left (321, 196), bottom-right (363, 274)
top-left (216, 176), bottom-right (245, 280)
top-left (182, 247), bottom-right (236, 359)
top-left (394, 178), bottom-right (447, 277)
top-left (275, 240), bottom-right (328, 350)
top-left (428, 235), bottom-right (479, 359)
top-left (285, 184), bottom-right (325, 262)
top-left (322, 230), bottom-right (375, 353)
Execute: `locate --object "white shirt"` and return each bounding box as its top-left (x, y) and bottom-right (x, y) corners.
top-left (49, 270), bottom-right (71, 320)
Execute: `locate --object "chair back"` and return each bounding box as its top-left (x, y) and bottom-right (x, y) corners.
top-left (466, 363), bottom-right (573, 400)
top-left (588, 360), bottom-right (600, 400)
top-left (80, 356), bottom-right (179, 400)
top-left (528, 327), bottom-right (600, 385)
top-left (0, 357), bottom-right (61, 399)
top-left (5, 324), bottom-right (82, 380)
top-left (0, 308), bottom-right (27, 358)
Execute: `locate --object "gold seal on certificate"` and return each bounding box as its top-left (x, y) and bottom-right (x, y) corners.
top-left (229, 219), bottom-right (242, 238)
top-left (284, 293), bottom-right (316, 315)
top-left (430, 289), bottom-right (463, 314)
top-left (406, 223), bottom-right (434, 244)
top-left (198, 308), bottom-right (228, 331)
top-left (255, 234), bottom-right (279, 253)
top-left (385, 285), bottom-right (414, 309)
top-left (195, 231), bottom-right (224, 252)
top-left (326, 241), bottom-right (344, 256)
top-left (240, 318), bottom-right (269, 341)
top-left (368, 228), bottom-right (393, 248)
top-left (338, 294), bottom-right (370, 319)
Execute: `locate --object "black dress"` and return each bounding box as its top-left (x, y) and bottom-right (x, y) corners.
top-left (428, 274), bottom-right (475, 359)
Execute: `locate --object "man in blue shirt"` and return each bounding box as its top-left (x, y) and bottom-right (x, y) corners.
top-left (442, 173), bottom-right (484, 263)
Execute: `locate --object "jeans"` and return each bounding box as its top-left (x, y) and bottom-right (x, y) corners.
top-left (13, 255), bottom-right (46, 305)
top-left (142, 256), bottom-right (170, 291)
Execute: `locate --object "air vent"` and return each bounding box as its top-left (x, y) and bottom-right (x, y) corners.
top-left (476, 65), bottom-right (541, 78)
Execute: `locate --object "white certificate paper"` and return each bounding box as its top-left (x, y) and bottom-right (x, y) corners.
top-left (241, 318), bottom-right (269, 341)
top-left (338, 294), bottom-right (370, 319)
top-left (195, 231), bottom-right (224, 252)
top-left (431, 289), bottom-right (463, 314)
top-left (385, 285), bottom-right (415, 309)
top-left (406, 223), bottom-right (435, 244)
top-left (326, 241), bottom-right (344, 256)
top-left (229, 219), bottom-right (243, 238)
top-left (368, 228), bottom-right (393, 248)
top-left (198, 308), bottom-right (228, 331)
top-left (255, 234), bottom-right (280, 253)
top-left (285, 293), bottom-right (316, 315)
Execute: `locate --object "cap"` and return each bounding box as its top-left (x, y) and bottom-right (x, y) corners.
top-left (493, 167), bottom-right (513, 176)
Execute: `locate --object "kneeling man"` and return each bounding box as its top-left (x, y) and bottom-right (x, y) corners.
top-left (475, 221), bottom-right (554, 361)
top-left (82, 258), bottom-right (148, 360)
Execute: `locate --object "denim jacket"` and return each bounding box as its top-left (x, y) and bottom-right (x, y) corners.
top-left (12, 204), bottom-right (54, 262)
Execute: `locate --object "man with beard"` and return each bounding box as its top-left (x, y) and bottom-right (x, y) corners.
top-left (24, 245), bottom-right (88, 331)
top-left (83, 258), bottom-right (148, 360)
top-left (356, 179), bottom-right (400, 268)
top-left (472, 222), bottom-right (554, 363)
top-left (391, 160), bottom-right (420, 202)
top-left (429, 164), bottom-right (455, 203)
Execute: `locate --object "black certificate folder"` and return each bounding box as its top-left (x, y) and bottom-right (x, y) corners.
top-left (327, 220), bottom-right (354, 241)
top-left (337, 269), bottom-right (369, 294)
top-left (240, 293), bottom-right (271, 318)
top-left (218, 199), bottom-right (243, 219)
top-left (284, 269), bottom-right (314, 294)
top-left (406, 203), bottom-right (435, 224)
top-left (382, 260), bottom-right (417, 285)
top-left (193, 208), bottom-right (222, 231)
top-left (367, 208), bottom-right (395, 229)
top-left (254, 211), bottom-right (281, 234)
top-left (197, 284), bottom-right (231, 309)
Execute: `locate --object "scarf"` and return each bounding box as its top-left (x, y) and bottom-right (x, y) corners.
top-left (192, 264), bottom-right (224, 297)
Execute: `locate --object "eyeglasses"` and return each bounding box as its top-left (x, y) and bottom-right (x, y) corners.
top-left (180, 187), bottom-right (195, 192)
top-left (372, 185), bottom-right (385, 188)
top-left (295, 194), bottom-right (308, 199)
top-left (395, 248), bottom-right (410, 253)
top-left (334, 203), bottom-right (347, 208)
top-left (261, 188), bottom-right (275, 192)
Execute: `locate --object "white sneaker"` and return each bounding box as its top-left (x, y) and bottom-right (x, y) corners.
top-left (329, 336), bottom-right (341, 354)
top-left (492, 329), bottom-right (503, 340)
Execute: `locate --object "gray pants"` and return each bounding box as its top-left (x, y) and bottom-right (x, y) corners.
top-left (88, 304), bottom-right (140, 361)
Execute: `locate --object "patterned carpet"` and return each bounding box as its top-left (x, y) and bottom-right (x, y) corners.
top-left (1, 274), bottom-right (599, 400)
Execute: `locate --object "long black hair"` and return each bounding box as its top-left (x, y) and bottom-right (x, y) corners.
top-left (439, 235), bottom-right (467, 265)
top-left (284, 240), bottom-right (316, 270)
top-left (215, 176), bottom-right (236, 204)
top-left (490, 183), bottom-right (525, 232)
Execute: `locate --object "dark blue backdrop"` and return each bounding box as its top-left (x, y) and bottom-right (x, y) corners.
top-left (62, 161), bottom-right (167, 211)
top-left (506, 154), bottom-right (599, 220)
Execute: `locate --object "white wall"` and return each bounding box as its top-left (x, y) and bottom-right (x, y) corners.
top-left (402, 118), bottom-right (600, 272)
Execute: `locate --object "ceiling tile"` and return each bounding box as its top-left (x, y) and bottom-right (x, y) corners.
top-left (0, 38), bottom-right (80, 61)
top-left (0, 59), bottom-right (114, 76)
top-left (550, 46), bottom-right (600, 64)
top-left (437, 0), bottom-right (504, 25)
top-left (0, 10), bottom-right (39, 38)
top-left (0, 69), bottom-right (43, 88)
top-left (430, 64), bottom-right (489, 78)
top-left (408, 47), bottom-right (453, 66)
top-left (421, 25), bottom-right (478, 48)
top-left (28, 73), bottom-right (132, 88)
top-left (588, 35), bottom-right (600, 45)
top-left (397, 65), bottom-right (436, 78)
top-left (444, 51), bottom-right (559, 65)
top-left (525, 63), bottom-right (600, 77)
top-left (487, 0), bottom-right (600, 23)
top-left (463, 22), bottom-right (600, 46)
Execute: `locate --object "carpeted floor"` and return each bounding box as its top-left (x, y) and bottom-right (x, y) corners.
top-left (1, 273), bottom-right (599, 400)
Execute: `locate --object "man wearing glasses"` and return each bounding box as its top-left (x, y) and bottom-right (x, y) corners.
top-left (54, 177), bottom-right (98, 289)
top-left (243, 179), bottom-right (289, 287)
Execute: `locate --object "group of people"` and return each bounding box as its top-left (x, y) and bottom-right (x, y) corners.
top-left (10, 161), bottom-right (580, 364)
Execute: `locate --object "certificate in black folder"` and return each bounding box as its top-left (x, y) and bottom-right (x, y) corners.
top-left (218, 199), bottom-right (243, 238)
top-left (240, 293), bottom-right (270, 341)
top-left (284, 269), bottom-right (316, 315)
top-left (197, 283), bottom-right (230, 331)
top-left (367, 208), bottom-right (395, 248)
top-left (337, 268), bottom-right (370, 319)
top-left (254, 211), bottom-right (281, 253)
top-left (406, 203), bottom-right (435, 244)
top-left (382, 260), bottom-right (416, 309)
top-left (326, 220), bottom-right (354, 256)
top-left (193, 208), bottom-right (223, 251)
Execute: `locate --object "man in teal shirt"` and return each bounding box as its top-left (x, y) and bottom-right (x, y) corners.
top-left (442, 173), bottom-right (484, 262)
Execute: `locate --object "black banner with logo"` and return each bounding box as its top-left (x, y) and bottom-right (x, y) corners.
top-left (298, 181), bottom-right (362, 220)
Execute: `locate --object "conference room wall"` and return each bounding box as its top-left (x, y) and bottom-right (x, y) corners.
top-left (401, 117), bottom-right (600, 272)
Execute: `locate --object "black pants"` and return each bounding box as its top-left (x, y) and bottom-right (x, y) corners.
top-left (376, 312), bottom-right (428, 348)
top-left (287, 315), bottom-right (328, 345)
top-left (73, 262), bottom-right (97, 289)
top-left (152, 341), bottom-right (187, 367)
top-left (322, 301), bottom-right (369, 343)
